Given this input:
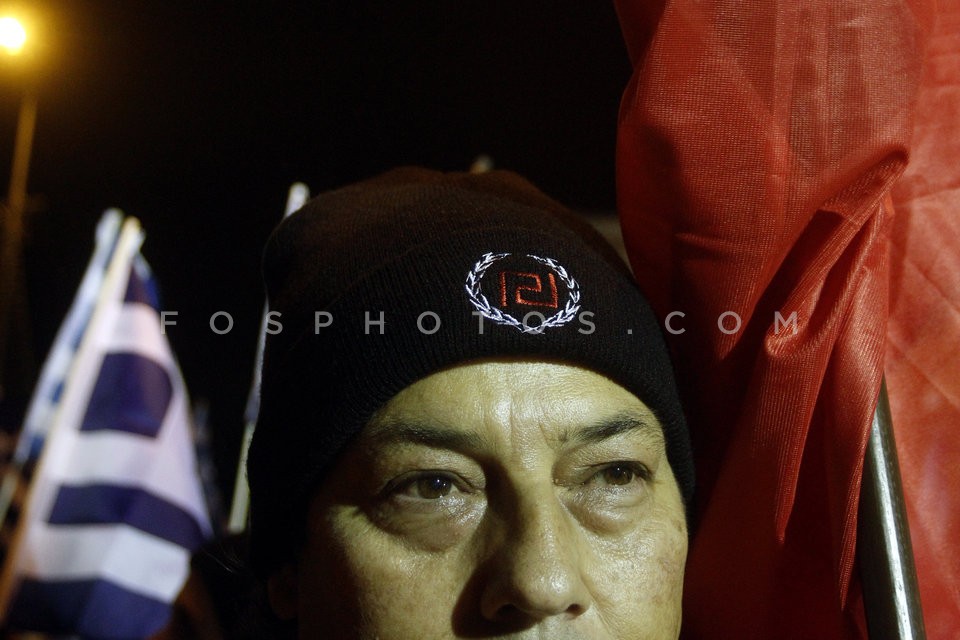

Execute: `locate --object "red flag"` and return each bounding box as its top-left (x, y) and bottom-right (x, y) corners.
top-left (888, 2), bottom-right (960, 636)
top-left (614, 0), bottom-right (940, 636)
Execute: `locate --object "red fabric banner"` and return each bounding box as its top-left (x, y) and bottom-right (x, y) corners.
top-left (888, 2), bottom-right (960, 636)
top-left (614, 0), bottom-right (954, 637)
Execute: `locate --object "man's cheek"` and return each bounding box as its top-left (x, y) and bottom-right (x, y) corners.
top-left (583, 520), bottom-right (686, 634)
top-left (346, 553), bottom-right (463, 639)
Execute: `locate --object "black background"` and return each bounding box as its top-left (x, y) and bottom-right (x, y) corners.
top-left (0, 1), bottom-right (630, 522)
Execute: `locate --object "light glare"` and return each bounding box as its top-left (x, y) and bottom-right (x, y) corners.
top-left (0, 16), bottom-right (27, 55)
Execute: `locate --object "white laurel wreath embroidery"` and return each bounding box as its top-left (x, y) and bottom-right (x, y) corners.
top-left (464, 252), bottom-right (581, 334)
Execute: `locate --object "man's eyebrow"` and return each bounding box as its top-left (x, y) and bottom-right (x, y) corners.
top-left (364, 421), bottom-right (490, 453)
top-left (564, 412), bottom-right (664, 446)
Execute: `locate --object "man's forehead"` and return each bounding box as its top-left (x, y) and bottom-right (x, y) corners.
top-left (362, 410), bottom-right (666, 454)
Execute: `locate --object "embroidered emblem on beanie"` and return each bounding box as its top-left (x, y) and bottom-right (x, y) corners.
top-left (464, 252), bottom-right (581, 334)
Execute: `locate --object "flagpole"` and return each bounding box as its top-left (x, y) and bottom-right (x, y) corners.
top-left (858, 379), bottom-right (926, 639)
top-left (0, 217), bottom-right (144, 617)
top-left (226, 183), bottom-right (309, 534)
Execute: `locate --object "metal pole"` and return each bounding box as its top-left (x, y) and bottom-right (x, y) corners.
top-left (858, 379), bottom-right (926, 639)
top-left (0, 88), bottom-right (37, 399)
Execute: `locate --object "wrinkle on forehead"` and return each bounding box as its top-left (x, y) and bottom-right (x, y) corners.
top-left (363, 361), bottom-right (665, 463)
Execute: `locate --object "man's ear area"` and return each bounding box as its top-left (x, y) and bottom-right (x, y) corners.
top-left (267, 562), bottom-right (299, 621)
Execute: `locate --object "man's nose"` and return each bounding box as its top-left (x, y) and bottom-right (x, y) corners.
top-left (479, 489), bottom-right (593, 623)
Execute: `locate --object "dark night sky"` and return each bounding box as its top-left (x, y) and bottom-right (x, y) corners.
top-left (0, 1), bottom-right (631, 515)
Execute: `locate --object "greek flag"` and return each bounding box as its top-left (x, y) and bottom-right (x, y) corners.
top-left (0, 210), bottom-right (123, 531)
top-left (13, 210), bottom-right (123, 467)
top-left (0, 217), bottom-right (212, 638)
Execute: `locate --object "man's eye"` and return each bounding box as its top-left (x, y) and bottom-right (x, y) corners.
top-left (393, 473), bottom-right (458, 500)
top-left (590, 462), bottom-right (649, 487)
top-left (414, 475), bottom-right (453, 499)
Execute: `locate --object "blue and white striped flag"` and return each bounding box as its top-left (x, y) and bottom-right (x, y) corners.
top-left (0, 217), bottom-right (212, 638)
top-left (13, 209), bottom-right (123, 467)
top-left (0, 210), bottom-right (123, 530)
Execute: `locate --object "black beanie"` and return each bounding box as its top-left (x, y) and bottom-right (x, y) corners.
top-left (247, 167), bottom-right (693, 577)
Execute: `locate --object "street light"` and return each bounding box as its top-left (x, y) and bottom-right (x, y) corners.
top-left (0, 16), bottom-right (26, 55)
top-left (0, 14), bottom-right (37, 403)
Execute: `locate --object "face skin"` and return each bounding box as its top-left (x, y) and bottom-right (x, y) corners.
top-left (270, 360), bottom-right (687, 639)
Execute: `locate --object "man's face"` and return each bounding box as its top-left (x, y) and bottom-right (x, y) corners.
top-left (274, 361), bottom-right (687, 639)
